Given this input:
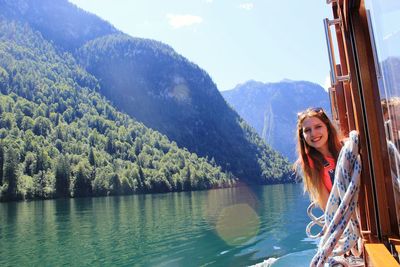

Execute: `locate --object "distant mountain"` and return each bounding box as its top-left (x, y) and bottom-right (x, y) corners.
top-left (381, 56), bottom-right (400, 93)
top-left (0, 0), bottom-right (293, 199)
top-left (222, 81), bottom-right (330, 161)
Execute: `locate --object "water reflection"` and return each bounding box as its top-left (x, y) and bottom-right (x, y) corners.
top-left (0, 184), bottom-right (312, 267)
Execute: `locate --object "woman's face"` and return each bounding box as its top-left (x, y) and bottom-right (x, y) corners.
top-left (301, 116), bottom-right (329, 154)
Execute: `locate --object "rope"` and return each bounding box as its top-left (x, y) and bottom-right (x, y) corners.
top-left (306, 131), bottom-right (363, 267)
top-left (306, 202), bottom-right (324, 239)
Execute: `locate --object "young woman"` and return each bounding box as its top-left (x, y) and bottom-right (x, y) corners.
top-left (294, 107), bottom-right (343, 211)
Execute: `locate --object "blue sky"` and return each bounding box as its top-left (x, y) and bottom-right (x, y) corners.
top-left (68, 0), bottom-right (332, 91)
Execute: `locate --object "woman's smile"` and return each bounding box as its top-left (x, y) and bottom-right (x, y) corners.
top-left (311, 136), bottom-right (322, 142)
top-left (302, 117), bottom-right (329, 155)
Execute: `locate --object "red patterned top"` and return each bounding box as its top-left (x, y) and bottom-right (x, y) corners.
top-left (307, 155), bottom-right (336, 192)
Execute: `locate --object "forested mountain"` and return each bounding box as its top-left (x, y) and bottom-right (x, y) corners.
top-left (76, 34), bottom-right (291, 184)
top-left (222, 81), bottom-right (330, 161)
top-left (0, 0), bottom-right (292, 201)
top-left (0, 19), bottom-right (238, 201)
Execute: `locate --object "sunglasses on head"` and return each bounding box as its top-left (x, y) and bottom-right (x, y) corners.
top-left (297, 107), bottom-right (325, 119)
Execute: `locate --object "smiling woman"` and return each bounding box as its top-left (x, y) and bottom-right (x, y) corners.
top-left (301, 115), bottom-right (329, 155)
top-left (294, 107), bottom-right (343, 211)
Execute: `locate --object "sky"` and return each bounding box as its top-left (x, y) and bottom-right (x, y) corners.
top-left (68, 0), bottom-right (332, 91)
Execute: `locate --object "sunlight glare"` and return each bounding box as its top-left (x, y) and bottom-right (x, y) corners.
top-left (216, 203), bottom-right (260, 246)
top-left (205, 186), bottom-right (260, 246)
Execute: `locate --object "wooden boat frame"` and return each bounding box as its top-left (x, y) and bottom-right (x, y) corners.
top-left (325, 0), bottom-right (400, 265)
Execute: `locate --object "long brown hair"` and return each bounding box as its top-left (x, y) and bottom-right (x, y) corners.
top-left (293, 107), bottom-right (342, 206)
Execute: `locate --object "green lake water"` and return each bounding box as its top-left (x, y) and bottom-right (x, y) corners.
top-left (0, 184), bottom-right (317, 267)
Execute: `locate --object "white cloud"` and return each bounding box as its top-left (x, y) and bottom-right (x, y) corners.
top-left (324, 74), bottom-right (331, 92)
top-left (166, 14), bottom-right (203, 29)
top-left (383, 29), bottom-right (400, 40)
top-left (239, 3), bottom-right (254, 10)
top-left (205, 0), bottom-right (214, 3)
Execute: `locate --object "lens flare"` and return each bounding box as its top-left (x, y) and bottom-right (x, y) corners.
top-left (204, 186), bottom-right (260, 246)
top-left (216, 203), bottom-right (260, 246)
top-left (169, 84), bottom-right (189, 102)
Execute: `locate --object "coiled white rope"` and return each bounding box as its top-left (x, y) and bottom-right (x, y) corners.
top-left (306, 131), bottom-right (363, 267)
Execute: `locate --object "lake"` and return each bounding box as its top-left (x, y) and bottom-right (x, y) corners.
top-left (0, 183), bottom-right (318, 266)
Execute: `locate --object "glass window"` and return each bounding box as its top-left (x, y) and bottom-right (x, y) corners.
top-left (365, 0), bottom-right (400, 230)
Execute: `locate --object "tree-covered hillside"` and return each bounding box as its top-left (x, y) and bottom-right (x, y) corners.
top-left (0, 19), bottom-right (236, 201)
top-left (0, 0), bottom-right (293, 195)
top-left (78, 34), bottom-right (291, 183)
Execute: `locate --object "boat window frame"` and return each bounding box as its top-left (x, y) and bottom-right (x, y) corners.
top-left (326, 0), bottom-right (400, 242)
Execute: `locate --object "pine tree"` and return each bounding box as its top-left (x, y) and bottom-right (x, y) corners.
top-left (73, 160), bottom-right (92, 197)
top-left (106, 135), bottom-right (115, 154)
top-left (55, 155), bottom-right (70, 198)
top-left (110, 173), bottom-right (121, 195)
top-left (88, 147), bottom-right (96, 166)
top-left (3, 147), bottom-right (19, 200)
top-left (35, 149), bottom-right (49, 174)
top-left (0, 142), bottom-right (4, 186)
top-left (183, 166), bottom-right (191, 190)
top-left (137, 165), bottom-right (145, 190)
